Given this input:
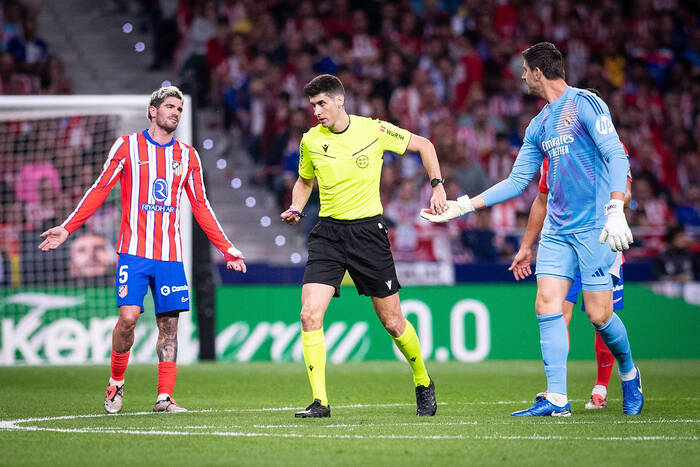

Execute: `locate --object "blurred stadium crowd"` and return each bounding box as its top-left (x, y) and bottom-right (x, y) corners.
top-left (0, 0), bottom-right (119, 286)
top-left (0, 0), bottom-right (72, 95)
top-left (1, 0), bottom-right (699, 285)
top-left (160, 0), bottom-right (699, 274)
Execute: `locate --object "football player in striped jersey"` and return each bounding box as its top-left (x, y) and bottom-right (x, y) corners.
top-left (39, 86), bottom-right (246, 414)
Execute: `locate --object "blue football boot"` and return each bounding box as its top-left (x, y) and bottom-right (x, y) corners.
top-left (621, 366), bottom-right (643, 415)
top-left (512, 397), bottom-right (572, 417)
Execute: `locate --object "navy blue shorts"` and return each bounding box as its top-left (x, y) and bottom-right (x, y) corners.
top-left (115, 254), bottom-right (189, 314)
top-left (565, 268), bottom-right (624, 311)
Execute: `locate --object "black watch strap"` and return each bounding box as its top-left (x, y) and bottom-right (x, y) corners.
top-left (430, 178), bottom-right (445, 188)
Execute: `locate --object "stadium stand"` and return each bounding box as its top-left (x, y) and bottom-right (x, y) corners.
top-left (167, 0), bottom-right (699, 269)
top-left (1, 0), bottom-right (699, 284)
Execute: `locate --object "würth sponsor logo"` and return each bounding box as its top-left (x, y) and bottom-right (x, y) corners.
top-left (381, 125), bottom-right (404, 140)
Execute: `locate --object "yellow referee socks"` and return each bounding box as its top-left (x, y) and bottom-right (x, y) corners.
top-left (302, 328), bottom-right (328, 406)
top-left (392, 320), bottom-right (431, 387)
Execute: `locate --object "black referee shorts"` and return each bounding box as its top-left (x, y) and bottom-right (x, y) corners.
top-left (303, 215), bottom-right (401, 298)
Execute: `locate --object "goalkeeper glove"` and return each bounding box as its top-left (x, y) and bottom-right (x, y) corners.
top-left (419, 195), bottom-right (475, 223)
top-left (599, 199), bottom-right (633, 252)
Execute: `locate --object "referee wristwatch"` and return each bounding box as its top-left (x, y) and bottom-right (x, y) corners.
top-left (430, 178), bottom-right (445, 188)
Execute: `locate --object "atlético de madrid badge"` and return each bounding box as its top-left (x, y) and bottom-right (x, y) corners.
top-left (172, 161), bottom-right (183, 176)
top-left (118, 285), bottom-right (128, 298)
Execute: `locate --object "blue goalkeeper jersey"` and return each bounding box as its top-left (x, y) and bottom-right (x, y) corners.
top-left (481, 86), bottom-right (629, 234)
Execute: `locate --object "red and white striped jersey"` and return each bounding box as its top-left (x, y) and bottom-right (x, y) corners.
top-left (62, 130), bottom-right (234, 262)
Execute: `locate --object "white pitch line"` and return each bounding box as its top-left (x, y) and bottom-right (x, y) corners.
top-left (471, 435), bottom-right (700, 441)
top-left (3, 425), bottom-right (698, 442)
top-left (93, 419), bottom-right (700, 430)
top-left (254, 421), bottom-right (479, 429)
top-left (2, 402), bottom-right (699, 443)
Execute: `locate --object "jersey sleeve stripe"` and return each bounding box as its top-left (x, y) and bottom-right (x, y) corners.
top-left (577, 92), bottom-right (604, 115)
top-left (61, 136), bottom-right (126, 232)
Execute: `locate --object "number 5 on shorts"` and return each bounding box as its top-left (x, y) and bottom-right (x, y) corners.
top-left (119, 265), bottom-right (129, 284)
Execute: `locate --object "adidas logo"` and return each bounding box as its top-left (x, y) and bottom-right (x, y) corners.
top-left (591, 268), bottom-right (606, 278)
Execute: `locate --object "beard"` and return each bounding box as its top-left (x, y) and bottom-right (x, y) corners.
top-left (157, 115), bottom-right (178, 133)
top-left (525, 81), bottom-right (543, 98)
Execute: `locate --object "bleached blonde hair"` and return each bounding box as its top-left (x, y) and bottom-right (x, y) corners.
top-left (147, 86), bottom-right (183, 120)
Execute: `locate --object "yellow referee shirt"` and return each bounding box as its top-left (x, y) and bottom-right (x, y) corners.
top-left (299, 116), bottom-right (411, 220)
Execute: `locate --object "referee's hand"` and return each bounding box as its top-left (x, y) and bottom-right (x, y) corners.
top-left (430, 184), bottom-right (447, 215)
top-left (281, 207), bottom-right (303, 225)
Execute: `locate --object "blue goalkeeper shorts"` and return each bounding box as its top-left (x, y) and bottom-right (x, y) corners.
top-left (565, 268), bottom-right (625, 311)
top-left (535, 230), bottom-right (617, 291)
top-left (115, 254), bottom-right (190, 314)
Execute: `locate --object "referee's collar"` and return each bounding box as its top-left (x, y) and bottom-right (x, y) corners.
top-left (329, 116), bottom-right (351, 134)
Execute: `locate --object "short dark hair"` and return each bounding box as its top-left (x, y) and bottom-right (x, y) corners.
top-left (148, 86), bottom-right (183, 120)
top-left (522, 42), bottom-right (565, 80)
top-left (303, 74), bottom-right (345, 98)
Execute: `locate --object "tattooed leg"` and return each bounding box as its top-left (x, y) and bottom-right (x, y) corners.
top-left (156, 312), bottom-right (179, 362)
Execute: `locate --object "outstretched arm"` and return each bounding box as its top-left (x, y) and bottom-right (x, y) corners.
top-left (421, 124), bottom-right (543, 223)
top-left (39, 137), bottom-right (127, 251)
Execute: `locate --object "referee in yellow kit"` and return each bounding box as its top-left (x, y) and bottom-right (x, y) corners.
top-left (281, 74), bottom-right (447, 418)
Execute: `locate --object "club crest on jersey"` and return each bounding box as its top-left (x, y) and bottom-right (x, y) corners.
top-left (118, 285), bottom-right (128, 298)
top-left (563, 113), bottom-right (573, 126)
top-left (172, 161), bottom-right (183, 176)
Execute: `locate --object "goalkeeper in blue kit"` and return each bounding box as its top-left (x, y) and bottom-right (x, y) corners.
top-left (422, 42), bottom-right (643, 416)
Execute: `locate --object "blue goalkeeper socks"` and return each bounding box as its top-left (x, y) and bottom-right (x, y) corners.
top-left (595, 312), bottom-right (635, 375)
top-left (537, 313), bottom-right (569, 396)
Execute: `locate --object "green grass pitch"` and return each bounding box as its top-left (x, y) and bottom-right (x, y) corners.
top-left (1, 360), bottom-right (698, 466)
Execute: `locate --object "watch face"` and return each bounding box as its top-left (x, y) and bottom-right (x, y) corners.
top-left (431, 178), bottom-right (443, 187)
